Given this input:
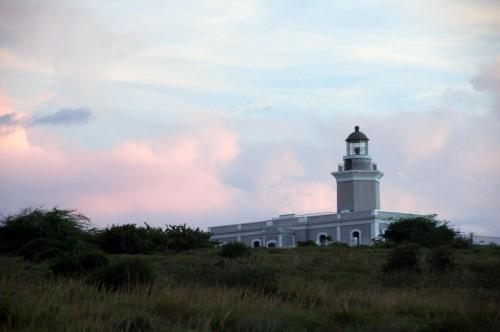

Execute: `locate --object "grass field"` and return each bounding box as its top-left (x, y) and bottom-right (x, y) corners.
top-left (1, 246), bottom-right (500, 331)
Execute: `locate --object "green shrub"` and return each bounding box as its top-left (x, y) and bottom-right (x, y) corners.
top-left (91, 258), bottom-right (155, 289)
top-left (451, 236), bottom-right (472, 249)
top-left (297, 240), bottom-right (317, 247)
top-left (50, 245), bottom-right (108, 276)
top-left (427, 246), bottom-right (456, 273)
top-left (219, 242), bottom-right (251, 258)
top-left (98, 223), bottom-right (214, 254)
top-left (383, 244), bottom-right (421, 272)
top-left (164, 224), bottom-right (214, 252)
top-left (382, 215), bottom-right (458, 248)
top-left (19, 238), bottom-right (64, 262)
top-left (0, 207), bottom-right (91, 255)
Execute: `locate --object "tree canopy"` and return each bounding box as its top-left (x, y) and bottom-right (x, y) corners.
top-left (382, 215), bottom-right (463, 248)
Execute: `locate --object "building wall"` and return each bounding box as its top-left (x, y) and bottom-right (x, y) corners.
top-left (340, 223), bottom-right (372, 245)
top-left (210, 211), bottom-right (426, 248)
top-left (294, 229), bottom-right (309, 242)
top-left (216, 236), bottom-right (238, 244)
top-left (338, 180), bottom-right (379, 212)
top-left (282, 235), bottom-right (294, 247)
top-left (472, 235), bottom-right (500, 246)
top-left (309, 226), bottom-right (337, 244)
top-left (264, 235), bottom-right (279, 247)
top-left (241, 234), bottom-right (262, 247)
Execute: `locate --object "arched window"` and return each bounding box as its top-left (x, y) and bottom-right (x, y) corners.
top-left (252, 239), bottom-right (261, 248)
top-left (266, 240), bottom-right (277, 248)
top-left (350, 229), bottom-right (361, 246)
top-left (317, 232), bottom-right (330, 246)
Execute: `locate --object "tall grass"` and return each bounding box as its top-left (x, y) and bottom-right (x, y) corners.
top-left (1, 246), bottom-right (500, 331)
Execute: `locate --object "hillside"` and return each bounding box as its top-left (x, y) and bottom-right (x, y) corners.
top-left (1, 246), bottom-right (500, 331)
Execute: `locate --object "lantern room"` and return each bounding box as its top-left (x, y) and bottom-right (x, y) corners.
top-left (346, 126), bottom-right (369, 156)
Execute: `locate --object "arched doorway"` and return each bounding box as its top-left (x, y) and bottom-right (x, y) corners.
top-left (252, 240), bottom-right (261, 248)
top-left (350, 230), bottom-right (361, 246)
top-left (266, 241), bottom-right (277, 248)
top-left (317, 233), bottom-right (329, 246)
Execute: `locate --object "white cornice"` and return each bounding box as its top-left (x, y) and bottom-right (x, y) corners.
top-left (331, 170), bottom-right (384, 182)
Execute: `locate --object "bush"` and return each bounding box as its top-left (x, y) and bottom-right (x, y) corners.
top-left (98, 223), bottom-right (214, 254)
top-left (382, 215), bottom-right (458, 248)
top-left (0, 207), bottom-right (92, 255)
top-left (383, 244), bottom-right (421, 273)
top-left (297, 240), bottom-right (317, 247)
top-left (219, 242), bottom-right (251, 258)
top-left (19, 238), bottom-right (65, 262)
top-left (98, 224), bottom-right (164, 255)
top-left (451, 236), bottom-right (472, 249)
top-left (50, 244), bottom-right (108, 276)
top-left (91, 258), bottom-right (155, 289)
top-left (427, 246), bottom-right (456, 273)
top-left (164, 224), bottom-right (214, 252)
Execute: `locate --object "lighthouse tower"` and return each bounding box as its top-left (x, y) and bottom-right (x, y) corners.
top-left (332, 126), bottom-right (383, 213)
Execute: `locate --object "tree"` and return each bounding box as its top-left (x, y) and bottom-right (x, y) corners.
top-left (382, 215), bottom-right (458, 248)
top-left (97, 223), bottom-right (214, 254)
top-left (0, 207), bottom-right (92, 256)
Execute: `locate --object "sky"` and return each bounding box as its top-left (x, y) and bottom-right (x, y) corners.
top-left (0, 0), bottom-right (499, 235)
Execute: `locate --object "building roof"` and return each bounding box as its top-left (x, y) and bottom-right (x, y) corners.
top-left (346, 126), bottom-right (369, 141)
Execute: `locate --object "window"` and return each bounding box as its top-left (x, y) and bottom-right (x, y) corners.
top-left (266, 241), bottom-right (277, 248)
top-left (317, 233), bottom-right (330, 246)
top-left (347, 141), bottom-right (368, 155)
top-left (351, 230), bottom-right (361, 246)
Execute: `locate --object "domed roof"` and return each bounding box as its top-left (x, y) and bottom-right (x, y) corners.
top-left (346, 126), bottom-right (369, 141)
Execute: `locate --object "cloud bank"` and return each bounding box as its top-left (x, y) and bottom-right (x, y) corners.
top-left (30, 108), bottom-right (92, 125)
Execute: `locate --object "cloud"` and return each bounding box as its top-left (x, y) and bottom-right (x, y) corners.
top-left (255, 150), bottom-right (337, 214)
top-left (30, 108), bottom-right (92, 126)
top-left (0, 113), bottom-right (19, 126)
top-left (472, 58), bottom-right (500, 117)
top-left (0, 120), bottom-right (243, 223)
top-left (0, 107), bottom-right (92, 135)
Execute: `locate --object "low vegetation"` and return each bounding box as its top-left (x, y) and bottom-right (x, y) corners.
top-left (0, 207), bottom-right (499, 331)
top-left (218, 241), bottom-right (252, 258)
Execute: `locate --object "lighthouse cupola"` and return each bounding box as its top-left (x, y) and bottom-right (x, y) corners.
top-left (343, 126), bottom-right (373, 171)
top-left (346, 125), bottom-right (369, 156)
top-left (332, 126), bottom-right (384, 213)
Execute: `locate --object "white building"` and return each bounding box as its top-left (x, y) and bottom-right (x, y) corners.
top-left (210, 126), bottom-right (423, 247)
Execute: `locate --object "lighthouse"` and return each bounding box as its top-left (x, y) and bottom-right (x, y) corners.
top-left (331, 126), bottom-right (383, 213)
top-left (209, 125), bottom-right (424, 247)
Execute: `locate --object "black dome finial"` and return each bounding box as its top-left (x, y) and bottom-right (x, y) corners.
top-left (346, 126), bottom-right (369, 141)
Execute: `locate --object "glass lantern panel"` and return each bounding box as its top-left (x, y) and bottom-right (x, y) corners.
top-left (348, 141), bottom-right (367, 155)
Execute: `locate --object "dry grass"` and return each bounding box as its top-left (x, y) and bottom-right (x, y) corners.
top-left (1, 246), bottom-right (500, 331)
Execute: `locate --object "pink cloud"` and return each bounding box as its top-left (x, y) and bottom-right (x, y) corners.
top-left (255, 151), bottom-right (337, 214)
top-left (0, 119), bottom-right (243, 221)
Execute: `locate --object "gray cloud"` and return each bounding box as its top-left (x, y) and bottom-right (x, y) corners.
top-left (30, 108), bottom-right (92, 126)
top-left (0, 113), bottom-right (19, 126)
top-left (472, 60), bottom-right (500, 118)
